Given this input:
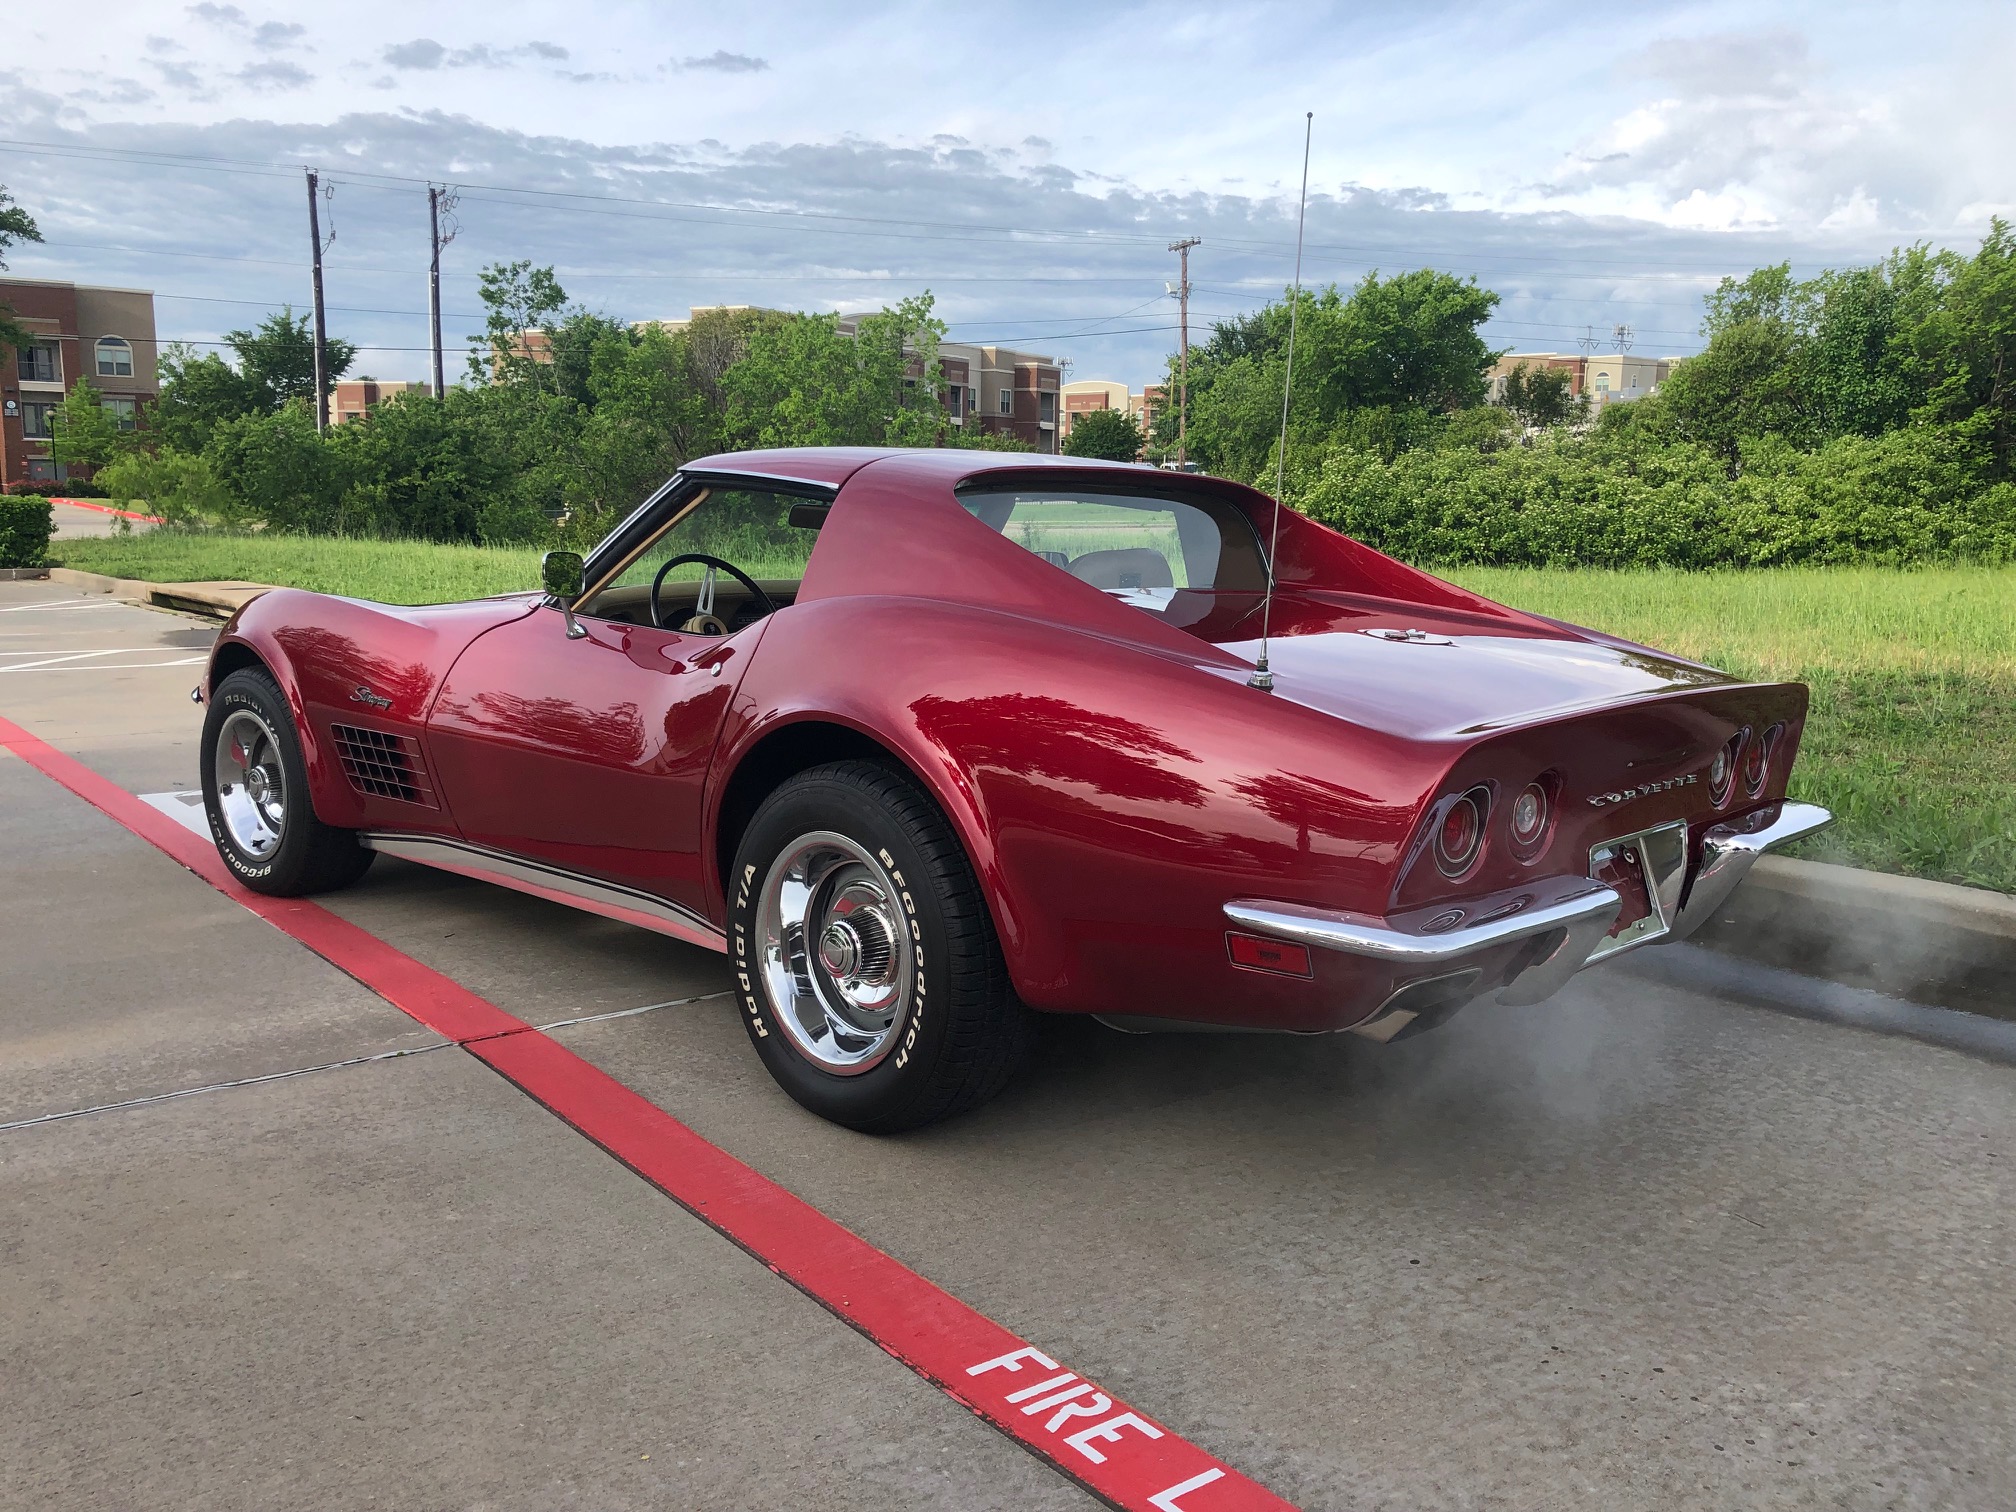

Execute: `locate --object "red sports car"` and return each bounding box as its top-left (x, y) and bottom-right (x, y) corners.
top-left (198, 447), bottom-right (1829, 1130)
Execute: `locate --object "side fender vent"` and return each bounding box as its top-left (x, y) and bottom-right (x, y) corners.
top-left (330, 723), bottom-right (437, 807)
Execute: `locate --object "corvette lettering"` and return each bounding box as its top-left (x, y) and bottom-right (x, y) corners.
top-left (348, 685), bottom-right (393, 710)
top-left (1587, 772), bottom-right (1698, 807)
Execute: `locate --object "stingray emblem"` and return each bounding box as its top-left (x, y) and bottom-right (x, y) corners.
top-left (349, 685), bottom-right (393, 710)
top-left (1587, 772), bottom-right (1698, 807)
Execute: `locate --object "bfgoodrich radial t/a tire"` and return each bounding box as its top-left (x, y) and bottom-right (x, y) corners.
top-left (200, 666), bottom-right (374, 897)
top-left (729, 760), bottom-right (1035, 1132)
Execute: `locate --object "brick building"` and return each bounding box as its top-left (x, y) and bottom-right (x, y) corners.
top-left (1059, 379), bottom-right (1162, 453)
top-left (0, 279), bottom-right (160, 488)
top-left (1487, 351), bottom-right (1682, 411)
top-left (330, 378), bottom-right (431, 424)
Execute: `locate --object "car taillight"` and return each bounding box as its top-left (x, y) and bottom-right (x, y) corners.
top-left (1743, 723), bottom-right (1781, 797)
top-left (1709, 732), bottom-right (1743, 807)
top-left (1508, 778), bottom-right (1551, 858)
top-left (1434, 787), bottom-right (1489, 877)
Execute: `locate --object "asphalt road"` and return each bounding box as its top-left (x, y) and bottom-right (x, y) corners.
top-left (3, 577), bottom-right (2013, 1511)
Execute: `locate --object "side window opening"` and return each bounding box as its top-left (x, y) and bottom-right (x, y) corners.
top-left (578, 485), bottom-right (829, 630)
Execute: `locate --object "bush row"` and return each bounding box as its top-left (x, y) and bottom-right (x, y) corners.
top-left (1293, 424), bottom-right (2016, 568)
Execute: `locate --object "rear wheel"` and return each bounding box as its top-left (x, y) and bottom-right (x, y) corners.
top-left (728, 760), bottom-right (1034, 1132)
top-left (201, 667), bottom-right (374, 896)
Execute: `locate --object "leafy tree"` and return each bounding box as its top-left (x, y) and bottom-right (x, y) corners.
top-left (568, 321), bottom-right (718, 529)
top-left (720, 294), bottom-right (948, 449)
top-left (1496, 362), bottom-right (1582, 431)
top-left (208, 404), bottom-right (353, 534)
top-left (228, 308), bottom-right (356, 410)
top-left (1061, 406), bottom-right (1143, 461)
top-left (1909, 218), bottom-right (2016, 476)
top-left (471, 261), bottom-right (570, 389)
top-left (96, 448), bottom-right (237, 527)
top-left (1155, 270), bottom-right (1501, 479)
top-left (0, 183), bottom-right (43, 357)
top-left (48, 378), bottom-right (127, 472)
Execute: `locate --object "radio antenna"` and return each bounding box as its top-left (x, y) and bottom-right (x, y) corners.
top-left (1249, 111), bottom-right (1313, 693)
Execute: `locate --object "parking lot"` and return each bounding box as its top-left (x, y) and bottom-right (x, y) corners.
top-left (4, 576), bottom-right (2014, 1511)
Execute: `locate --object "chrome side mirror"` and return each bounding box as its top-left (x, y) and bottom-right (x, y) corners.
top-left (541, 550), bottom-right (589, 639)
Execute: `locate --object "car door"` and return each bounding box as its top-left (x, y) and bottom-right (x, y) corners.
top-left (423, 482), bottom-right (825, 919)
top-left (424, 605), bottom-right (754, 918)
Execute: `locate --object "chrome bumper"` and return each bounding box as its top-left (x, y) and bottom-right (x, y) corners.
top-left (1223, 799), bottom-right (1833, 1015)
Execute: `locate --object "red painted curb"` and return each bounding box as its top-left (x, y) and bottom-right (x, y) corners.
top-left (0, 709), bottom-right (1299, 1512)
top-left (48, 498), bottom-right (167, 524)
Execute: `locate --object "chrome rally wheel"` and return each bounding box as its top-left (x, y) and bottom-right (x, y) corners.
top-left (213, 708), bottom-right (288, 860)
top-left (728, 760), bottom-right (1036, 1132)
top-left (757, 832), bottom-right (914, 1074)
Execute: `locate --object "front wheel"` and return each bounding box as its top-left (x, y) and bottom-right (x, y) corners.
top-left (728, 761), bottom-right (1034, 1132)
top-left (200, 666), bottom-right (374, 896)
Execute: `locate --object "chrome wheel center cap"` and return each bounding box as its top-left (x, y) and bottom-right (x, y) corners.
top-left (818, 921), bottom-right (862, 979)
top-left (247, 767), bottom-right (275, 804)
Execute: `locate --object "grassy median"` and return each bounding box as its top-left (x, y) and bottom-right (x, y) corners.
top-left (55, 534), bottom-right (2016, 893)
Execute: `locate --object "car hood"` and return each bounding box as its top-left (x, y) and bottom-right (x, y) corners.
top-left (1214, 621), bottom-right (1738, 742)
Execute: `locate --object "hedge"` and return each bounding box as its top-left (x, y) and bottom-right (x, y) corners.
top-left (1293, 425), bottom-right (2016, 568)
top-left (0, 495), bottom-right (53, 569)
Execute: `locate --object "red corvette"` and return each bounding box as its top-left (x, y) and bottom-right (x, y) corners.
top-left (198, 447), bottom-right (1829, 1129)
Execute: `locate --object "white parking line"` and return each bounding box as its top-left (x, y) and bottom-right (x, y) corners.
top-left (140, 791), bottom-right (212, 839)
top-left (0, 646), bottom-right (192, 660)
top-left (0, 598), bottom-right (119, 612)
top-left (0, 655), bottom-right (207, 673)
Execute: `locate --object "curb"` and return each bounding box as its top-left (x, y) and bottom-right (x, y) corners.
top-left (47, 566), bottom-right (273, 620)
top-left (50, 498), bottom-right (166, 524)
top-left (1691, 854), bottom-right (2015, 1021)
top-left (0, 567), bottom-right (51, 580)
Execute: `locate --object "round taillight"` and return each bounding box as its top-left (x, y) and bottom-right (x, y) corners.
top-left (1743, 723), bottom-right (1781, 797)
top-left (1434, 787), bottom-right (1488, 877)
top-left (1709, 732), bottom-right (1743, 806)
top-left (1510, 781), bottom-right (1549, 847)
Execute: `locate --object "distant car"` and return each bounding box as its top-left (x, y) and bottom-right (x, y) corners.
top-left (197, 447), bottom-right (1829, 1130)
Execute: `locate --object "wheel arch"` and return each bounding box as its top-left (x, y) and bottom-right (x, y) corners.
top-left (709, 715), bottom-right (1018, 973)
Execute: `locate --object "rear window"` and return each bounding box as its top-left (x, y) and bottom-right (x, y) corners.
top-left (960, 486), bottom-right (1268, 607)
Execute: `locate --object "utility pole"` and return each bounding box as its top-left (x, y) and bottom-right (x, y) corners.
top-left (1169, 237), bottom-right (1200, 467)
top-left (1612, 322), bottom-right (1634, 399)
top-left (427, 185), bottom-right (459, 400)
top-left (305, 170), bottom-right (329, 431)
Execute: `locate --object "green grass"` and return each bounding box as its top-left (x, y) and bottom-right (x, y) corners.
top-left (1444, 566), bottom-right (2016, 894)
top-left (58, 533), bottom-right (545, 603)
top-left (53, 534), bottom-right (2015, 893)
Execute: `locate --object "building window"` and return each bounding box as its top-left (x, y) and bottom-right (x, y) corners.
top-left (21, 401), bottom-right (58, 439)
top-left (102, 396), bottom-right (138, 431)
top-left (1039, 392), bottom-right (1056, 423)
top-left (18, 341), bottom-right (61, 384)
top-left (95, 336), bottom-right (134, 378)
top-left (999, 388), bottom-right (1013, 416)
top-left (947, 385), bottom-right (962, 420)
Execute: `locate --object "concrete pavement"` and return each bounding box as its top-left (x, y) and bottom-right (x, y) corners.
top-left (3, 577), bottom-right (2012, 1510)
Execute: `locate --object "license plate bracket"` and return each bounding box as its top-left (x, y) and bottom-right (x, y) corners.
top-left (1584, 819), bottom-right (1690, 965)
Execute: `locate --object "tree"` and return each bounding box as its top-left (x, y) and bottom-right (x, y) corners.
top-left (0, 183), bottom-right (45, 358)
top-left (719, 294), bottom-right (949, 449)
top-left (47, 378), bottom-right (126, 473)
top-left (1061, 406), bottom-right (1143, 460)
top-left (1496, 363), bottom-right (1582, 431)
top-left (228, 308), bottom-right (356, 409)
top-left (147, 313), bottom-right (357, 452)
top-left (1910, 218), bottom-right (2016, 476)
top-left (1153, 270), bottom-right (1501, 478)
top-left (471, 261), bottom-right (570, 389)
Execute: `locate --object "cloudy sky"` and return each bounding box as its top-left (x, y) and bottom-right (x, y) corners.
top-left (3, 1), bottom-right (2010, 386)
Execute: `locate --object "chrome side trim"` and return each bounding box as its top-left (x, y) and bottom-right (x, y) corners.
top-left (1670, 800), bottom-right (1834, 940)
top-left (1225, 879), bottom-right (1621, 969)
top-left (359, 833), bottom-right (726, 953)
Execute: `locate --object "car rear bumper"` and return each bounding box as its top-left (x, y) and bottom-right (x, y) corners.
top-left (1223, 799), bottom-right (1833, 1036)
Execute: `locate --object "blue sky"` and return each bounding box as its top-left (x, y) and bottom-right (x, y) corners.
top-left (3, 1), bottom-right (2010, 386)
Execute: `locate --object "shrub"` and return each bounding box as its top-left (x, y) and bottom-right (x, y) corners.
top-left (0, 495), bottom-right (53, 568)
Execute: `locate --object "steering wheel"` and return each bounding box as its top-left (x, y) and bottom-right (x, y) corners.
top-left (649, 552), bottom-right (779, 634)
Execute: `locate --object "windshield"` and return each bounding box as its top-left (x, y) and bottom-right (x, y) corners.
top-left (959, 486), bottom-right (1268, 609)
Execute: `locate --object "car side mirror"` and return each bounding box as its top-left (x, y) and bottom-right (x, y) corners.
top-left (541, 550), bottom-right (589, 639)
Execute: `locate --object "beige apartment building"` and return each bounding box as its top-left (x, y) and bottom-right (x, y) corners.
top-left (1059, 379), bottom-right (1162, 452)
top-left (1487, 351), bottom-right (1681, 410)
top-left (329, 378), bottom-right (431, 424)
top-left (1, 278), bottom-right (160, 488)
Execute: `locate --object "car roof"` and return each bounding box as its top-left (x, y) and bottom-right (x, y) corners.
top-left (679, 446), bottom-right (1270, 508)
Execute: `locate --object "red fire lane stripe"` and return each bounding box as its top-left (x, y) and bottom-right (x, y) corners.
top-left (0, 711), bottom-right (1297, 1512)
top-left (49, 498), bottom-right (167, 523)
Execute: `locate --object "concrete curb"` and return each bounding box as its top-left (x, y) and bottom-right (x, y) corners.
top-left (0, 567), bottom-right (51, 580)
top-left (47, 566), bottom-right (272, 619)
top-left (1692, 854), bottom-right (2015, 1021)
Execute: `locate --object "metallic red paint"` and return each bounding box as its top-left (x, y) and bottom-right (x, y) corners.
top-left (206, 447), bottom-right (1818, 1035)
